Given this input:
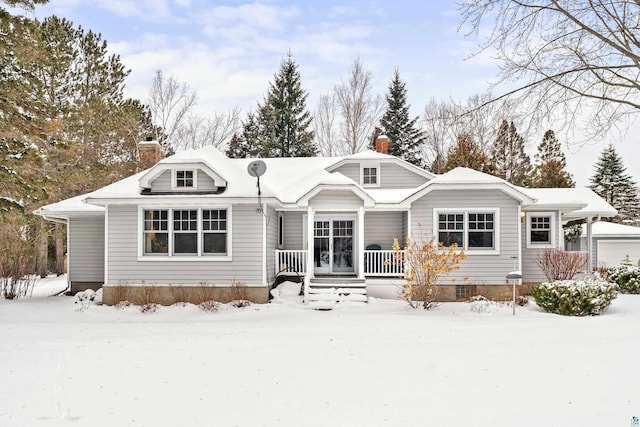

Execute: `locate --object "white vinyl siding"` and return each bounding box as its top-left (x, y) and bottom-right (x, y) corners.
top-left (107, 205), bottom-right (263, 286)
top-left (68, 217), bottom-right (105, 283)
top-left (309, 191), bottom-right (364, 210)
top-left (331, 162), bottom-right (430, 189)
top-left (411, 189), bottom-right (519, 284)
top-left (364, 211), bottom-right (404, 250)
top-left (148, 169), bottom-right (217, 193)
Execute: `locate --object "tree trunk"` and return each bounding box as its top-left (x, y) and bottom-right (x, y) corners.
top-left (55, 223), bottom-right (64, 276)
top-left (37, 221), bottom-right (48, 278)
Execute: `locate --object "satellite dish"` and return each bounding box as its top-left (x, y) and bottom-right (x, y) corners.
top-left (247, 160), bottom-right (266, 178)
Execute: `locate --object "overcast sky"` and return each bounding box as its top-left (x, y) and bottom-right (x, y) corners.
top-left (17, 0), bottom-right (640, 187)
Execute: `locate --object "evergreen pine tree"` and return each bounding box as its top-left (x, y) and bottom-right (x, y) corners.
top-left (590, 145), bottom-right (640, 225)
top-left (492, 120), bottom-right (531, 186)
top-left (230, 111), bottom-right (260, 158)
top-left (255, 53), bottom-right (316, 157)
top-left (528, 129), bottom-right (575, 188)
top-left (378, 69), bottom-right (424, 166)
top-left (443, 133), bottom-right (496, 174)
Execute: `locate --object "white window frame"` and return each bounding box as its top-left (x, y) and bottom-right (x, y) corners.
top-left (361, 162), bottom-right (380, 187)
top-left (172, 169), bottom-right (197, 190)
top-left (526, 212), bottom-right (556, 248)
top-left (433, 208), bottom-right (500, 255)
top-left (138, 206), bottom-right (232, 261)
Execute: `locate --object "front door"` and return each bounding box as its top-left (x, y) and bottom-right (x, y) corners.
top-left (313, 218), bottom-right (355, 275)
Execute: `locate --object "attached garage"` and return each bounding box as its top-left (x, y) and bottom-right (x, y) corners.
top-left (597, 240), bottom-right (640, 268)
top-left (581, 222), bottom-right (640, 269)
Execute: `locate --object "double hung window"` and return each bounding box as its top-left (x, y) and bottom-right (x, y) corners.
top-left (142, 208), bottom-right (229, 257)
top-left (436, 210), bottom-right (498, 252)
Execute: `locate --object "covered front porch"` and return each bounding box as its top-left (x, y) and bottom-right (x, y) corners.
top-left (274, 208), bottom-right (407, 281)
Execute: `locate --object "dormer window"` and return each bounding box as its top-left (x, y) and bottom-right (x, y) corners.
top-left (361, 163), bottom-right (380, 187)
top-left (176, 170), bottom-right (194, 188)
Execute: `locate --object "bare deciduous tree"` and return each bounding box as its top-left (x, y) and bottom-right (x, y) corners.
top-left (147, 69), bottom-right (198, 152)
top-left (459, 0), bottom-right (640, 139)
top-left (334, 59), bottom-right (384, 154)
top-left (313, 93), bottom-right (338, 156)
top-left (173, 107), bottom-right (242, 151)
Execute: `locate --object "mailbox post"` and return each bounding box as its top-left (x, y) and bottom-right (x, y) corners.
top-left (506, 271), bottom-right (522, 315)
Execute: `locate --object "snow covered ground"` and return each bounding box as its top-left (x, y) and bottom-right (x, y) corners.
top-left (1, 277), bottom-right (639, 427)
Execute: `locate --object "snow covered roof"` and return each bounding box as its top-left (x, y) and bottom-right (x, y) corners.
top-left (34, 147), bottom-right (617, 221)
top-left (582, 221), bottom-right (640, 237)
top-left (525, 188), bottom-right (617, 219)
top-left (404, 167), bottom-right (537, 204)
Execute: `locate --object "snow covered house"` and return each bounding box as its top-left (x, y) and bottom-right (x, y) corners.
top-left (36, 139), bottom-right (617, 305)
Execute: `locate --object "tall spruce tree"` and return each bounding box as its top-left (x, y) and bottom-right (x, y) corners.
top-left (528, 129), bottom-right (574, 188)
top-left (378, 69), bottom-right (424, 165)
top-left (590, 145), bottom-right (640, 225)
top-left (254, 53), bottom-right (316, 157)
top-left (443, 133), bottom-right (496, 174)
top-left (491, 120), bottom-right (531, 186)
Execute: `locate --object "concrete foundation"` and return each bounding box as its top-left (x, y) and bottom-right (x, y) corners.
top-left (102, 285), bottom-right (269, 306)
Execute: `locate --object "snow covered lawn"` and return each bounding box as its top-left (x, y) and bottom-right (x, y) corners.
top-left (1, 278), bottom-right (638, 427)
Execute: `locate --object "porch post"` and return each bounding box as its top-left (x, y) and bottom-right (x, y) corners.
top-left (358, 206), bottom-right (365, 279)
top-left (307, 207), bottom-right (315, 279)
top-left (586, 216), bottom-right (593, 271)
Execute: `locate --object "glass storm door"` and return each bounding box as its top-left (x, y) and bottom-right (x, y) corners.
top-left (313, 219), bottom-right (355, 275)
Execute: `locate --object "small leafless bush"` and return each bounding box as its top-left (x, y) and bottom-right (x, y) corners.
top-left (516, 295), bottom-right (529, 306)
top-left (223, 281), bottom-right (250, 302)
top-left (195, 282), bottom-right (219, 304)
top-left (133, 285), bottom-right (160, 305)
top-left (536, 248), bottom-right (588, 281)
top-left (0, 217), bottom-right (37, 299)
top-left (110, 284), bottom-right (131, 305)
top-left (199, 300), bottom-right (221, 312)
top-left (169, 284), bottom-right (189, 304)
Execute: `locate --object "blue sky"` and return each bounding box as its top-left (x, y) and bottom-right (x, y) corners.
top-left (15, 0), bottom-right (640, 187)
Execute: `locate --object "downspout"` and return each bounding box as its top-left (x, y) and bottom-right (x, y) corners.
top-left (305, 207), bottom-right (314, 304)
top-left (262, 206), bottom-right (267, 288)
top-left (586, 216), bottom-right (593, 271)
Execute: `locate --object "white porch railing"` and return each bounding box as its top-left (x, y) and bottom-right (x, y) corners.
top-left (274, 249), bottom-right (405, 277)
top-left (274, 250), bottom-right (308, 274)
top-left (363, 250), bottom-right (405, 277)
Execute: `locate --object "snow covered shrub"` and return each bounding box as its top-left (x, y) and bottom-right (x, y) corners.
top-left (199, 300), bottom-right (221, 312)
top-left (607, 256), bottom-right (640, 294)
top-left (469, 295), bottom-right (493, 313)
top-left (140, 303), bottom-right (158, 313)
top-left (537, 248), bottom-right (588, 281)
top-left (393, 235), bottom-right (466, 309)
top-left (115, 300), bottom-right (131, 309)
top-left (531, 279), bottom-right (618, 316)
top-left (229, 299), bottom-right (251, 308)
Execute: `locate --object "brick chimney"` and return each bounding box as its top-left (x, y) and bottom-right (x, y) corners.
top-left (138, 137), bottom-right (163, 171)
top-left (375, 135), bottom-right (389, 154)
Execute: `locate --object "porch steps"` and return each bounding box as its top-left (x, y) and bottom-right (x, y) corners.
top-left (305, 279), bottom-right (368, 309)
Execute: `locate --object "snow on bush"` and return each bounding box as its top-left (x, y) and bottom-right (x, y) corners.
top-left (140, 303), bottom-right (158, 313)
top-left (199, 300), bottom-right (221, 312)
top-left (607, 256), bottom-right (640, 294)
top-left (468, 295), bottom-right (498, 313)
top-left (531, 279), bottom-right (618, 316)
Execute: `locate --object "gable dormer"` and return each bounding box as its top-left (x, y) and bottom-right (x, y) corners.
top-left (326, 150), bottom-right (434, 190)
top-left (139, 162), bottom-right (228, 195)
